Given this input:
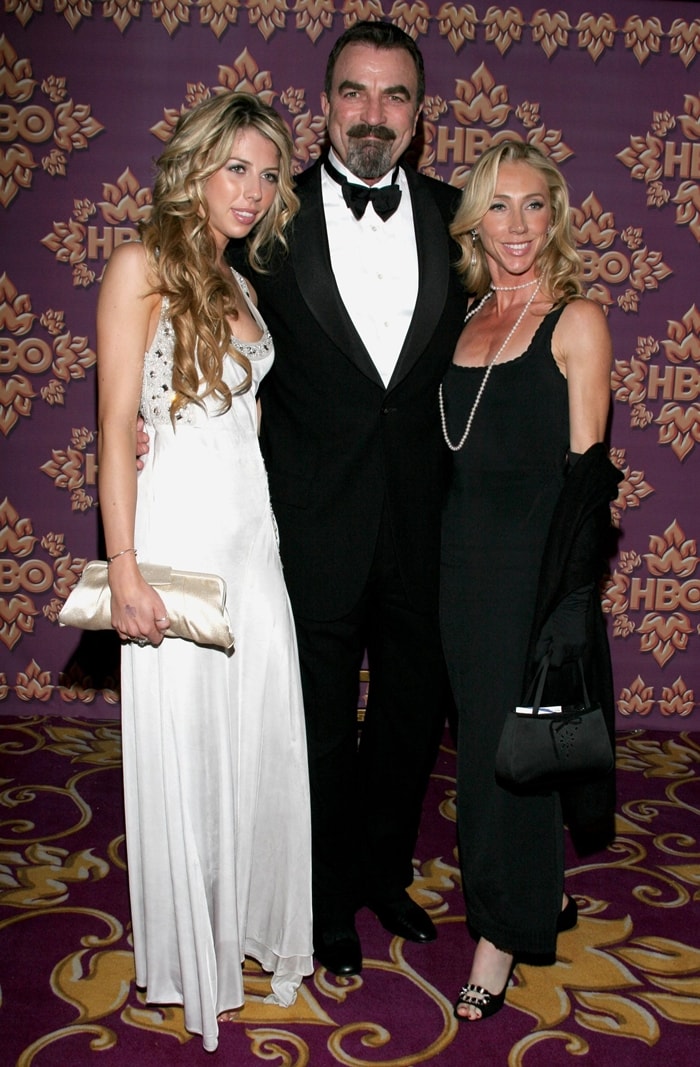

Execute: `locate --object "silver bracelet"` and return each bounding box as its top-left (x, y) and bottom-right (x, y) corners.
top-left (107, 547), bottom-right (138, 564)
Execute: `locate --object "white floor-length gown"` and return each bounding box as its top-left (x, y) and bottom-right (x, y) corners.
top-left (119, 273), bottom-right (313, 1052)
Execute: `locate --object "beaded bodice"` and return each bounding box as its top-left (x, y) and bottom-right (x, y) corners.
top-left (141, 272), bottom-right (273, 428)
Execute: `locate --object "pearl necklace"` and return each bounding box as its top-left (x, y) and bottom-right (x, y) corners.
top-left (491, 278), bottom-right (540, 291)
top-left (439, 279), bottom-right (542, 452)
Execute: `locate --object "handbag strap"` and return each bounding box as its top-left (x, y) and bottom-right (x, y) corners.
top-left (527, 654), bottom-right (551, 718)
top-left (527, 655), bottom-right (590, 717)
top-left (576, 658), bottom-right (591, 708)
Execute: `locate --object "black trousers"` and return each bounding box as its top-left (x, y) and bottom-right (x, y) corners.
top-left (293, 511), bottom-right (448, 933)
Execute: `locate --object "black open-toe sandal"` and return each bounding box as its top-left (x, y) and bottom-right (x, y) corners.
top-left (455, 942), bottom-right (518, 1022)
top-left (454, 981), bottom-right (508, 1021)
top-left (454, 952), bottom-right (517, 1021)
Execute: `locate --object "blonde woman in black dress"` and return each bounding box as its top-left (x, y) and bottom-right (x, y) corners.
top-left (439, 141), bottom-right (620, 1021)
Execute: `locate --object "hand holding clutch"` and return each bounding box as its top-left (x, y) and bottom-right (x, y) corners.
top-left (59, 561), bottom-right (234, 651)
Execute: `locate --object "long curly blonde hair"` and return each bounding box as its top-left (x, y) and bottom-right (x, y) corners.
top-left (450, 140), bottom-right (583, 304)
top-left (140, 92), bottom-right (299, 420)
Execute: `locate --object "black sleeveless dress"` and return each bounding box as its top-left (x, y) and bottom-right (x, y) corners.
top-left (440, 305), bottom-right (570, 956)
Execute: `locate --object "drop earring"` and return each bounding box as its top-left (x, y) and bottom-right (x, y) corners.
top-left (470, 230), bottom-right (478, 269)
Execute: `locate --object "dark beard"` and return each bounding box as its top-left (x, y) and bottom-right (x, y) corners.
top-left (345, 124), bottom-right (396, 180)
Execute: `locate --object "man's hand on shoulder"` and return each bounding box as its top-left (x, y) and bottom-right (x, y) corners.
top-left (136, 415), bottom-right (150, 471)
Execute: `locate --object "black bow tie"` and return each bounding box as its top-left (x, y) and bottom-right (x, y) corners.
top-left (324, 159), bottom-right (402, 221)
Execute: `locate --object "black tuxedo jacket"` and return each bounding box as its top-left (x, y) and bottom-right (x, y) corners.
top-left (230, 160), bottom-right (466, 621)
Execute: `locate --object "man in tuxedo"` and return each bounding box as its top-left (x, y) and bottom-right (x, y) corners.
top-left (230, 21), bottom-right (465, 976)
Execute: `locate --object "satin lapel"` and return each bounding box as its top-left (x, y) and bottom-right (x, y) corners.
top-left (387, 168), bottom-right (452, 390)
top-left (291, 164), bottom-right (384, 387)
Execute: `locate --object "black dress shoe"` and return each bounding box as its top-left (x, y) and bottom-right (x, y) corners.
top-left (313, 928), bottom-right (362, 976)
top-left (370, 893), bottom-right (437, 943)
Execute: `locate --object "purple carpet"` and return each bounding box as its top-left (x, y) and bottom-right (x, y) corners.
top-left (1, 717), bottom-right (699, 1065)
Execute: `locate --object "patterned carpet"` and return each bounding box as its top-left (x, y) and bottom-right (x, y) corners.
top-left (1, 717), bottom-right (699, 1066)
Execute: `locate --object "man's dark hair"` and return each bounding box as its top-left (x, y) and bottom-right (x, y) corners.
top-left (324, 20), bottom-right (425, 103)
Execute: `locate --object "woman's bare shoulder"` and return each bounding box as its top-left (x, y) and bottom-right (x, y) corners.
top-left (559, 295), bottom-right (608, 330)
top-left (101, 241), bottom-right (158, 304)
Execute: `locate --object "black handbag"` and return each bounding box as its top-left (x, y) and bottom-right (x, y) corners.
top-left (495, 655), bottom-right (614, 788)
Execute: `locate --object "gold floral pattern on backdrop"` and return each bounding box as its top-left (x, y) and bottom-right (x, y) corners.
top-left (617, 92), bottom-right (700, 244)
top-left (0, 498), bottom-right (85, 652)
top-left (5, 3), bottom-right (700, 59)
top-left (1, 6), bottom-right (699, 721)
top-left (0, 275), bottom-right (97, 437)
top-left (605, 518), bottom-right (700, 682)
top-left (41, 169), bottom-right (152, 289)
top-left (0, 35), bottom-right (103, 207)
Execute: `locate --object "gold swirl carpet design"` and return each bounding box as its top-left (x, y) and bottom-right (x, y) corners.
top-left (1, 718), bottom-right (699, 1065)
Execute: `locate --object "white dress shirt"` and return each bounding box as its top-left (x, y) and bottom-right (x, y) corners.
top-left (322, 148), bottom-right (419, 387)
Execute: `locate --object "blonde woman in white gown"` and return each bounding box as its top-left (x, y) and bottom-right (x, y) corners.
top-left (96, 93), bottom-right (312, 1052)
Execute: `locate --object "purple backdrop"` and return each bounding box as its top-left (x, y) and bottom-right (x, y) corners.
top-left (2, 1), bottom-right (699, 729)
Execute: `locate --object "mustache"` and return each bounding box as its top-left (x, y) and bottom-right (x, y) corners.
top-left (347, 124), bottom-right (396, 142)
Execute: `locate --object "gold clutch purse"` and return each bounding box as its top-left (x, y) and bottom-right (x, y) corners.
top-left (58, 561), bottom-right (234, 651)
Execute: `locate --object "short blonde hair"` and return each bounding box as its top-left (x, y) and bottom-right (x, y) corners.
top-left (451, 140), bottom-right (582, 302)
